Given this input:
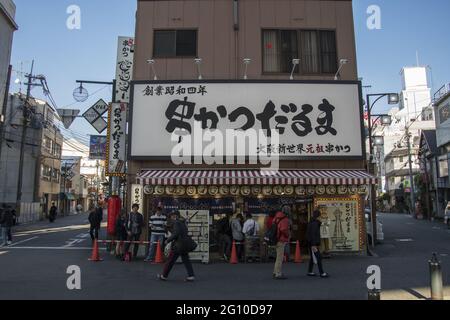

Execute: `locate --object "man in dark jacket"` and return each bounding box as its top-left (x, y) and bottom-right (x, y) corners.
top-left (124, 204), bottom-right (144, 260)
top-left (0, 205), bottom-right (14, 246)
top-left (306, 209), bottom-right (329, 278)
top-left (217, 213), bottom-right (232, 261)
top-left (49, 203), bottom-right (57, 223)
top-left (158, 211), bottom-right (195, 282)
top-left (88, 204), bottom-right (103, 241)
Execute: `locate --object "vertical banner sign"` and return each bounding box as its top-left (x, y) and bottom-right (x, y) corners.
top-left (131, 184), bottom-right (143, 212)
top-left (106, 103), bottom-right (127, 176)
top-left (180, 210), bottom-right (210, 263)
top-left (115, 36), bottom-right (134, 103)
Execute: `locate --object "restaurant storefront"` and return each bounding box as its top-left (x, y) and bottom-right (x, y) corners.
top-left (127, 80), bottom-right (375, 262)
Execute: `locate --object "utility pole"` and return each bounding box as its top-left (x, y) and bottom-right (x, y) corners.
top-left (16, 61), bottom-right (34, 214)
top-left (406, 126), bottom-right (417, 217)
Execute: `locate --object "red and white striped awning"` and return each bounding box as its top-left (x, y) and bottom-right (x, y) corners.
top-left (137, 170), bottom-right (377, 186)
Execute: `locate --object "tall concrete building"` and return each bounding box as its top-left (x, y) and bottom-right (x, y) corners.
top-left (0, 0), bottom-right (17, 110)
top-left (0, 94), bottom-right (63, 222)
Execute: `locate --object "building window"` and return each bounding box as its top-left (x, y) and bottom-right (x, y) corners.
top-left (153, 30), bottom-right (197, 58)
top-left (262, 29), bottom-right (337, 74)
top-left (399, 156), bottom-right (403, 163)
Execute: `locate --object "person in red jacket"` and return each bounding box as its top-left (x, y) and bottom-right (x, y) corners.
top-left (273, 208), bottom-right (291, 280)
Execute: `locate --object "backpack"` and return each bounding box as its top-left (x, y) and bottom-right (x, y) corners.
top-left (264, 217), bottom-right (286, 246)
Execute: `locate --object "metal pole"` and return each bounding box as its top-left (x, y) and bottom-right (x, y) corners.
top-left (429, 253), bottom-right (444, 300)
top-left (406, 127), bottom-right (416, 217)
top-left (16, 61), bottom-right (34, 214)
top-left (366, 94), bottom-right (377, 247)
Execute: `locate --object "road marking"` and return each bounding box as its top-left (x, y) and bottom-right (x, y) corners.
top-left (64, 238), bottom-right (86, 248)
top-left (395, 239), bottom-right (414, 242)
top-left (8, 236), bottom-right (39, 247)
top-left (0, 251), bottom-right (8, 256)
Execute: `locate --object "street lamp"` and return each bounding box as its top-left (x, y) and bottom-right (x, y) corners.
top-left (194, 58), bottom-right (203, 80)
top-left (146, 59), bottom-right (158, 80)
top-left (334, 59), bottom-right (349, 80)
top-left (366, 92), bottom-right (399, 247)
top-left (243, 58), bottom-right (251, 80)
top-left (290, 59), bottom-right (300, 80)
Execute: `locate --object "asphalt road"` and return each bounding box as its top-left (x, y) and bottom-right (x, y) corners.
top-left (0, 212), bottom-right (449, 300)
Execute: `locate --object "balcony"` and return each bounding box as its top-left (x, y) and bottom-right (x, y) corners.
top-left (434, 83), bottom-right (450, 104)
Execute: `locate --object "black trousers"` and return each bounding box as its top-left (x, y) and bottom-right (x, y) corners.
top-left (163, 250), bottom-right (194, 278)
top-left (308, 247), bottom-right (325, 275)
top-left (219, 234), bottom-right (232, 256)
top-left (90, 226), bottom-right (100, 240)
top-left (124, 234), bottom-right (141, 258)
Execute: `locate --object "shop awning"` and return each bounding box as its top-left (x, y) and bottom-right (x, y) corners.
top-left (137, 170), bottom-right (377, 186)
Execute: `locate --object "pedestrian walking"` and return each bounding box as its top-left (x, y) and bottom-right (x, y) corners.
top-left (124, 204), bottom-right (144, 260)
top-left (145, 207), bottom-right (167, 262)
top-left (158, 211), bottom-right (197, 282)
top-left (230, 213), bottom-right (245, 261)
top-left (88, 203), bottom-right (103, 241)
top-left (0, 204), bottom-right (14, 246)
top-left (49, 202), bottom-right (57, 223)
top-left (242, 213), bottom-right (260, 263)
top-left (306, 209), bottom-right (329, 278)
top-left (272, 209), bottom-right (290, 280)
top-left (216, 213), bottom-right (232, 261)
top-left (115, 210), bottom-right (128, 259)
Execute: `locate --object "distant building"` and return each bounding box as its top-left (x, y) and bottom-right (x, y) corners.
top-left (418, 130), bottom-right (438, 219)
top-left (62, 138), bottom-right (106, 211)
top-left (0, 93), bottom-right (63, 222)
top-left (376, 66), bottom-right (435, 194)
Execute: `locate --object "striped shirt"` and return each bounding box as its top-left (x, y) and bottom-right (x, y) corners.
top-left (149, 214), bottom-right (167, 235)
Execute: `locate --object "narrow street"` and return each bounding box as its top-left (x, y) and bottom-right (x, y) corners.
top-left (0, 212), bottom-right (449, 300)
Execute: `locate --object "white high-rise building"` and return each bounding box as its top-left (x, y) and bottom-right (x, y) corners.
top-left (376, 66), bottom-right (435, 197)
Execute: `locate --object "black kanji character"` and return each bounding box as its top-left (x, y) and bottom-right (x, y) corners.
top-left (198, 85), bottom-right (207, 96)
top-left (188, 87), bottom-right (197, 94)
top-left (228, 107), bottom-right (255, 130)
top-left (297, 144), bottom-right (306, 154)
top-left (165, 86), bottom-right (175, 95)
top-left (325, 143), bottom-right (334, 154)
top-left (165, 97), bottom-right (196, 134)
top-left (291, 104), bottom-right (313, 137)
top-left (287, 144), bottom-right (296, 154)
top-left (142, 86), bottom-right (154, 96)
top-left (316, 144), bottom-right (325, 153)
top-left (277, 144), bottom-right (287, 154)
top-left (315, 99), bottom-right (337, 136)
top-left (155, 85), bottom-right (164, 96)
top-left (176, 86), bottom-right (186, 95)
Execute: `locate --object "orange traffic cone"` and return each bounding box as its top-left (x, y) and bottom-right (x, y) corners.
top-left (230, 241), bottom-right (238, 264)
top-left (88, 239), bottom-right (103, 262)
top-left (153, 240), bottom-right (164, 264)
top-left (295, 241), bottom-right (303, 263)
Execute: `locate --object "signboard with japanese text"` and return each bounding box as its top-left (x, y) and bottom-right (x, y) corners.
top-left (115, 36), bottom-right (134, 103)
top-left (83, 99), bottom-right (108, 133)
top-left (131, 184), bottom-right (143, 212)
top-left (130, 81), bottom-right (364, 160)
top-left (106, 102), bottom-right (127, 176)
top-left (89, 135), bottom-right (107, 160)
top-left (314, 197), bottom-right (362, 252)
top-left (179, 210), bottom-right (210, 263)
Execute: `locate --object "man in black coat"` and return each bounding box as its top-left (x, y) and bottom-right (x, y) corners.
top-left (158, 211), bottom-right (195, 282)
top-left (88, 204), bottom-right (103, 241)
top-left (0, 205), bottom-right (14, 246)
top-left (306, 209), bottom-right (329, 278)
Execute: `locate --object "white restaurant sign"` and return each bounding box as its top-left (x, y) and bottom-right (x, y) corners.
top-left (130, 81), bottom-right (364, 160)
top-left (106, 102), bottom-right (127, 176)
top-left (115, 36), bottom-right (134, 103)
